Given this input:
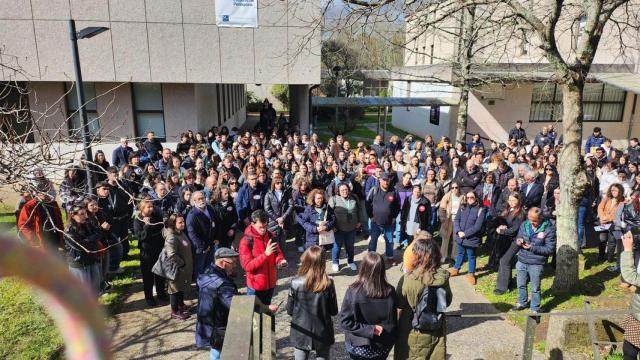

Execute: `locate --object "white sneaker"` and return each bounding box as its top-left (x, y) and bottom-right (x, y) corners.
top-left (297, 246), bottom-right (304, 253)
top-left (348, 263), bottom-right (357, 271)
top-left (332, 264), bottom-right (340, 272)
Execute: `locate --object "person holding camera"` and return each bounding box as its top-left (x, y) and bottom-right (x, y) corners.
top-left (238, 210), bottom-right (288, 306)
top-left (512, 207), bottom-right (556, 313)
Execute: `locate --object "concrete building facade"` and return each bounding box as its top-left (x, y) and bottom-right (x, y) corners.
top-left (0, 0), bottom-right (321, 142)
top-left (390, 8), bottom-right (640, 148)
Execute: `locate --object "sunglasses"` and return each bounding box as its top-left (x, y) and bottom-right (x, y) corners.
top-left (466, 195), bottom-right (476, 199)
top-left (451, 186), bottom-right (459, 189)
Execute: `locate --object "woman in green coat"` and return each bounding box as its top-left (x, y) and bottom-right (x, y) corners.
top-left (395, 238), bottom-right (453, 360)
top-left (163, 213), bottom-right (193, 320)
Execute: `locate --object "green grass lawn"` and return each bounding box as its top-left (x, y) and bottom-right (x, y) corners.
top-left (0, 207), bottom-right (141, 358)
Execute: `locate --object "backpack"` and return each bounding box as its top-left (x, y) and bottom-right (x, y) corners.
top-left (411, 286), bottom-right (447, 332)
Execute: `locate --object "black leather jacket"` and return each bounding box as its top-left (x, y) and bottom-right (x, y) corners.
top-left (286, 276), bottom-right (338, 350)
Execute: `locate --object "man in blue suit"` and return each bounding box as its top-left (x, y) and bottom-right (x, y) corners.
top-left (112, 137), bottom-right (133, 169)
top-left (520, 171), bottom-right (543, 210)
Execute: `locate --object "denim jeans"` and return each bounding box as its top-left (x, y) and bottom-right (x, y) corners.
top-left (333, 230), bottom-right (356, 264)
top-left (247, 287), bottom-right (275, 306)
top-left (210, 348), bottom-right (221, 360)
top-left (577, 206), bottom-right (587, 248)
top-left (453, 244), bottom-right (476, 274)
top-left (69, 263), bottom-right (101, 294)
top-left (368, 222), bottom-right (395, 258)
top-left (516, 261), bottom-right (543, 311)
top-left (394, 214), bottom-right (402, 245)
top-left (430, 206), bottom-right (439, 233)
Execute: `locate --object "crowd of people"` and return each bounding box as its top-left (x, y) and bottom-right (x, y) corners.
top-left (14, 102), bottom-right (640, 359)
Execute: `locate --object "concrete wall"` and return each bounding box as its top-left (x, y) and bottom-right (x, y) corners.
top-left (26, 81), bottom-right (247, 141)
top-left (0, 0), bottom-right (321, 84)
top-left (391, 81), bottom-right (458, 141)
top-left (466, 83), bottom-right (640, 149)
top-left (389, 79), bottom-right (640, 148)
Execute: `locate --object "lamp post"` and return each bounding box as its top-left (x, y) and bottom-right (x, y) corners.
top-left (68, 19), bottom-right (109, 191)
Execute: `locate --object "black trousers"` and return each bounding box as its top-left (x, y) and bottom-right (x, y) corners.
top-left (495, 241), bottom-right (520, 292)
top-left (140, 251), bottom-right (166, 300)
top-left (170, 292), bottom-right (184, 312)
top-left (624, 340), bottom-right (639, 360)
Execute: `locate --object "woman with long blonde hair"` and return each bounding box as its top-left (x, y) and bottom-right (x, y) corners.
top-left (287, 246), bottom-right (338, 360)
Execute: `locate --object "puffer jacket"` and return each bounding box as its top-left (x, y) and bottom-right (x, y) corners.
top-left (238, 224), bottom-right (285, 291)
top-left (286, 276), bottom-right (338, 350)
top-left (395, 267), bottom-right (453, 360)
top-left (453, 203), bottom-right (485, 248)
top-left (516, 219), bottom-right (556, 265)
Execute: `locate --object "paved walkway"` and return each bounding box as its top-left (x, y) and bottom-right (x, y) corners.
top-left (109, 235), bottom-right (543, 359)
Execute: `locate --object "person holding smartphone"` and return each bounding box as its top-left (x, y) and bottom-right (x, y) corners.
top-left (512, 207), bottom-right (556, 312)
top-left (238, 209), bottom-right (288, 306)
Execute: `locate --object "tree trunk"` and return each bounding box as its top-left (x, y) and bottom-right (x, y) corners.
top-left (455, 85), bottom-right (470, 143)
top-left (454, 6), bottom-right (475, 143)
top-left (552, 82), bottom-right (587, 293)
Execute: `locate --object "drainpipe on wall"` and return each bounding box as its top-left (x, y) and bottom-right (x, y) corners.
top-left (628, 93), bottom-right (637, 140)
top-left (308, 84), bottom-right (320, 134)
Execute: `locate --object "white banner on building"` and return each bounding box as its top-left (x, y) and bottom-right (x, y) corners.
top-left (215, 0), bottom-right (258, 27)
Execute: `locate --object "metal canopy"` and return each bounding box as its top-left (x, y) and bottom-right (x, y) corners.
top-left (592, 73), bottom-right (640, 94)
top-left (311, 96), bottom-right (459, 108)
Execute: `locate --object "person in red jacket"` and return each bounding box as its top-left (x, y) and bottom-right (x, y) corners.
top-left (18, 185), bottom-right (64, 250)
top-left (238, 209), bottom-right (287, 305)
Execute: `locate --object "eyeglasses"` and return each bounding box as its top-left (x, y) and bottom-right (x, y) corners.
top-left (466, 195), bottom-right (476, 199)
top-left (451, 186), bottom-right (459, 189)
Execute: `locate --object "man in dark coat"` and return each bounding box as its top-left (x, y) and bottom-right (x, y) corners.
top-left (455, 159), bottom-right (484, 195)
top-left (112, 137), bottom-right (133, 169)
top-left (187, 191), bottom-right (216, 279)
top-left (143, 131), bottom-right (164, 162)
top-left (508, 120), bottom-right (527, 145)
top-left (520, 171), bottom-right (544, 210)
top-left (196, 248), bottom-right (240, 359)
top-left (365, 172), bottom-right (401, 262)
top-left (235, 171), bottom-right (267, 228)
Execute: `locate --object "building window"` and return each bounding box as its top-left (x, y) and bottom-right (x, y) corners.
top-left (132, 83), bottom-right (165, 140)
top-left (529, 82), bottom-right (625, 122)
top-left (65, 82), bottom-right (100, 139)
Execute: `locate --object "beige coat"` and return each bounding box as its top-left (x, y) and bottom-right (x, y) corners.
top-left (163, 228), bottom-right (193, 294)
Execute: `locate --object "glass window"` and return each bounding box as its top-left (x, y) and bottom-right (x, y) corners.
top-left (133, 83), bottom-right (165, 139)
top-left (65, 82), bottom-right (100, 139)
top-left (529, 82), bottom-right (625, 122)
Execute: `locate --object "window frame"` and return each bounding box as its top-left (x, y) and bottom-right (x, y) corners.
top-left (64, 82), bottom-right (100, 140)
top-left (529, 82), bottom-right (626, 123)
top-left (131, 83), bottom-right (166, 141)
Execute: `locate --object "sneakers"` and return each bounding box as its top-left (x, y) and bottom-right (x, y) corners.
top-left (448, 268), bottom-right (459, 277)
top-left (332, 263), bottom-right (340, 272)
top-left (171, 311), bottom-right (190, 320)
top-left (493, 289), bottom-right (506, 295)
top-left (297, 246), bottom-right (304, 253)
top-left (466, 273), bottom-right (476, 285)
top-left (512, 303), bottom-right (527, 311)
top-left (348, 263), bottom-right (358, 271)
